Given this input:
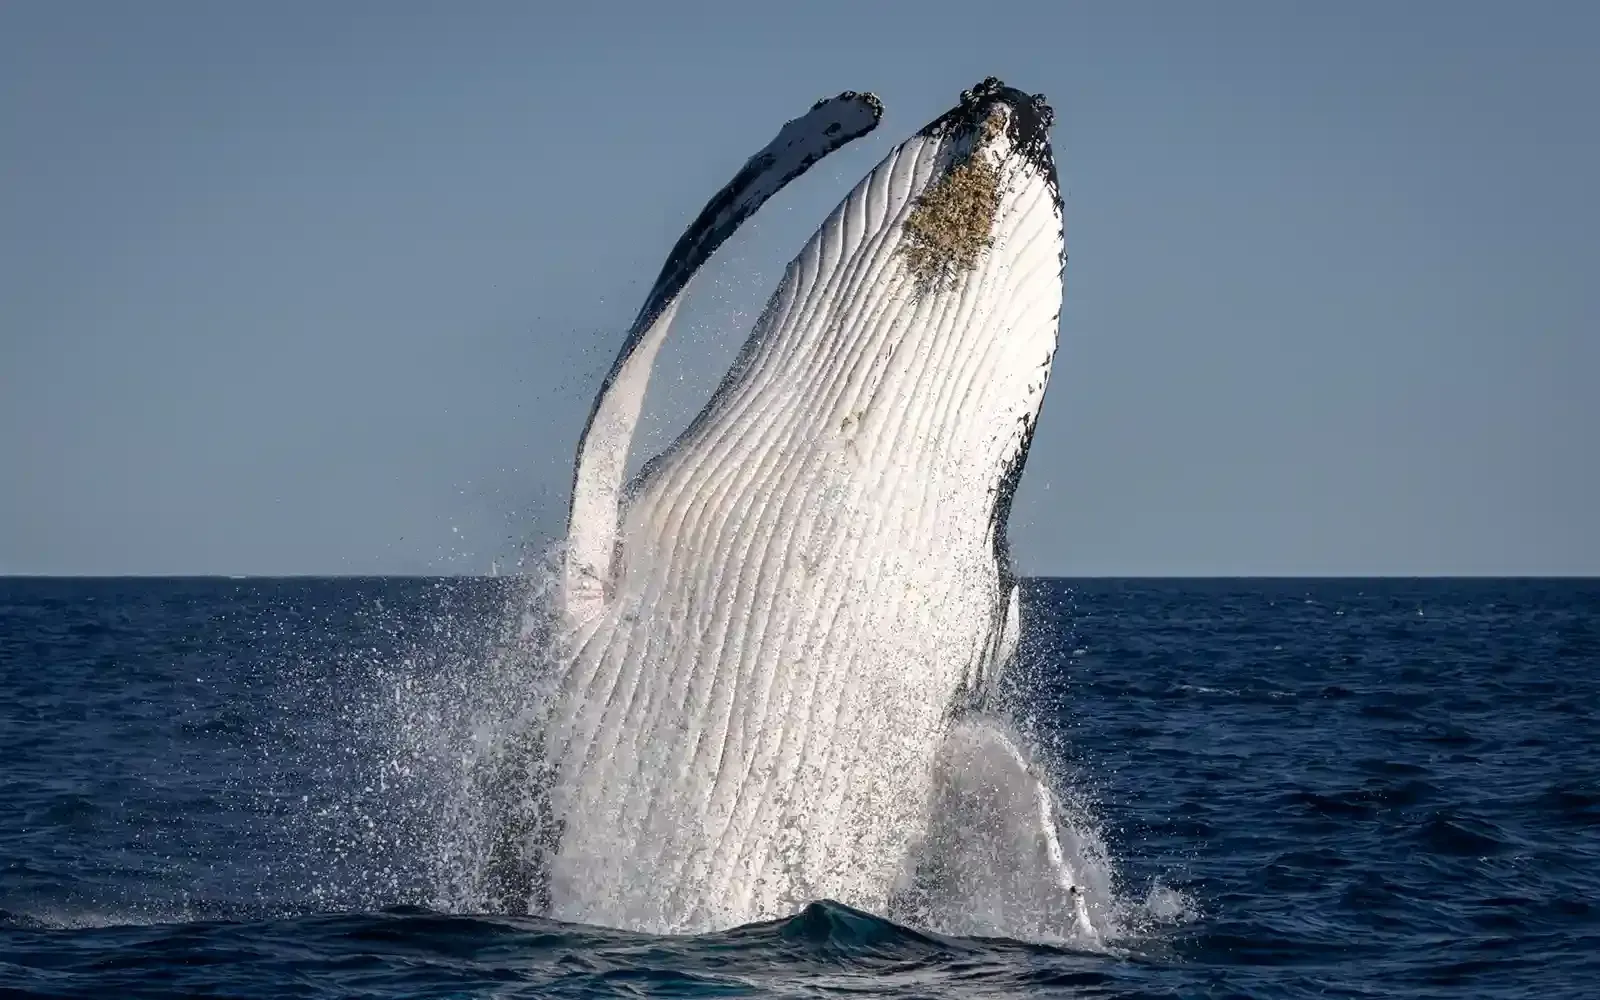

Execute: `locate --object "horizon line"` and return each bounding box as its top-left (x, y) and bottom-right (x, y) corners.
top-left (2, 573), bottom-right (1597, 582)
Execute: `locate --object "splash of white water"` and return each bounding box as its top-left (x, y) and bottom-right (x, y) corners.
top-left (300, 551), bottom-right (1189, 949)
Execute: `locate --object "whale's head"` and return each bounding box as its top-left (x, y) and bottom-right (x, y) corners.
top-left (696, 78), bottom-right (1064, 577)
top-left (565, 78), bottom-right (1063, 622)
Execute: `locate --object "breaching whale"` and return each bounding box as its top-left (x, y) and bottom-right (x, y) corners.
top-left (518, 78), bottom-right (1077, 935)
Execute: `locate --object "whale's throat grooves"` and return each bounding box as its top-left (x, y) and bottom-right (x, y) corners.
top-left (547, 79), bottom-right (1064, 934)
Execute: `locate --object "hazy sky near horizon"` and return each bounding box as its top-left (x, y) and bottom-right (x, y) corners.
top-left (3, 1), bottom-right (1596, 576)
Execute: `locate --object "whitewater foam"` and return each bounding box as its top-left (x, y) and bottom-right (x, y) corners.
top-left (273, 551), bottom-right (1187, 949)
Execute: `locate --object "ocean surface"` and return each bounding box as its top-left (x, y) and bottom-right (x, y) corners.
top-left (1, 576), bottom-right (1595, 998)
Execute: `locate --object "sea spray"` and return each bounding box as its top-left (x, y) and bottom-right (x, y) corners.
top-left (240, 562), bottom-right (562, 916)
top-left (246, 560), bottom-right (1187, 947)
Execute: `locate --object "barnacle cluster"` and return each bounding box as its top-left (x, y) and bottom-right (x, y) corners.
top-left (899, 109), bottom-right (1006, 292)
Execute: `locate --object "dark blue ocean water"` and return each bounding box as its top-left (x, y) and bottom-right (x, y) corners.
top-left (1, 577), bottom-right (1596, 998)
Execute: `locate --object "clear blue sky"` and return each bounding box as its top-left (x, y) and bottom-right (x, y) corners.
top-left (2, 1), bottom-right (1596, 576)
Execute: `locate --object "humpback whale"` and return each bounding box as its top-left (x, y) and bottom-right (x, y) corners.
top-left (525, 78), bottom-right (1073, 935)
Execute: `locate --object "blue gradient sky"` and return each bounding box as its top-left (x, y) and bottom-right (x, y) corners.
top-left (3, 2), bottom-right (1596, 576)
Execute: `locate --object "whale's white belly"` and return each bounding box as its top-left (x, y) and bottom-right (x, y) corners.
top-left (547, 458), bottom-right (997, 932)
top-left (538, 79), bottom-right (1062, 935)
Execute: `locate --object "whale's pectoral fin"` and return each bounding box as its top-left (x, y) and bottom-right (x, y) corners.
top-left (892, 717), bottom-right (1102, 943)
top-left (562, 91), bottom-right (883, 626)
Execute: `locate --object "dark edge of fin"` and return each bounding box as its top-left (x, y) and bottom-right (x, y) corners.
top-left (575, 90), bottom-right (884, 464)
top-left (632, 90), bottom-right (885, 348)
top-left (562, 91), bottom-right (883, 620)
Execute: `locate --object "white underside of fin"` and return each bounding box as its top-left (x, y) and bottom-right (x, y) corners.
top-left (896, 716), bottom-right (1106, 945)
top-left (562, 94), bottom-right (883, 631)
top-left (564, 299), bottom-right (681, 626)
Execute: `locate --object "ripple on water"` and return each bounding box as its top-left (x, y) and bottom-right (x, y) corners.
top-left (2, 577), bottom-right (1598, 998)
